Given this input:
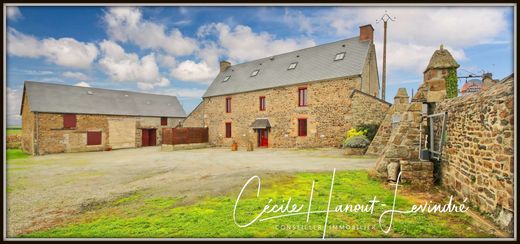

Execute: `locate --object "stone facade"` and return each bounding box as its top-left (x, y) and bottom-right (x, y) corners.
top-left (366, 88), bottom-right (410, 155)
top-left (433, 77), bottom-right (514, 231)
top-left (183, 77), bottom-right (390, 148)
top-left (21, 91), bottom-right (184, 155)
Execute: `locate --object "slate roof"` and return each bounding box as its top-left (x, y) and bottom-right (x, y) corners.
top-left (203, 37), bottom-right (371, 98)
top-left (22, 81), bottom-right (186, 117)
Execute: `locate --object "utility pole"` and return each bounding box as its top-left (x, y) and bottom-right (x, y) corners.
top-left (376, 11), bottom-right (396, 101)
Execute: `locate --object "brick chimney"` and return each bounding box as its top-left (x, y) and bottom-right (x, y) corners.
top-left (359, 24), bottom-right (374, 42)
top-left (220, 60), bottom-right (231, 72)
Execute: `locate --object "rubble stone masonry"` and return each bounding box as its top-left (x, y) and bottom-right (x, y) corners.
top-left (433, 77), bottom-right (514, 231)
top-left (183, 77), bottom-right (390, 148)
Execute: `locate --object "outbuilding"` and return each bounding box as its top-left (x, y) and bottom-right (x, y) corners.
top-left (20, 81), bottom-right (186, 155)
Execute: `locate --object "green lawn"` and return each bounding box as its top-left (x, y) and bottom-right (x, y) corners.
top-left (7, 128), bottom-right (22, 136)
top-left (6, 149), bottom-right (30, 160)
top-left (20, 170), bottom-right (493, 238)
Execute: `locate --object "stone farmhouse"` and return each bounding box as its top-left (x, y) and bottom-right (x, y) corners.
top-left (183, 24), bottom-right (391, 148)
top-left (20, 81), bottom-right (186, 155)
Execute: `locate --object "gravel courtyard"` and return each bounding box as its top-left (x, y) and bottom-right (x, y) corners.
top-left (6, 147), bottom-right (376, 236)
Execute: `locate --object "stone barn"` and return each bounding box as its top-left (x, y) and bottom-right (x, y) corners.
top-left (183, 24), bottom-right (391, 148)
top-left (20, 81), bottom-right (186, 155)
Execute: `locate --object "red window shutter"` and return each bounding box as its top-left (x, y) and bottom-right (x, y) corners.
top-left (298, 88), bottom-right (307, 106)
top-left (225, 122), bottom-right (232, 138)
top-left (226, 98), bottom-right (232, 113)
top-left (87, 131), bottom-right (102, 145)
top-left (298, 119), bottom-right (307, 137)
top-left (259, 96), bottom-right (266, 111)
top-left (63, 114), bottom-right (77, 129)
top-left (161, 117), bottom-right (168, 126)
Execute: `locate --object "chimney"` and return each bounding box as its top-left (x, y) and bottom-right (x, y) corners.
top-left (220, 60), bottom-right (231, 72)
top-left (482, 72), bottom-right (495, 87)
top-left (359, 24), bottom-right (374, 42)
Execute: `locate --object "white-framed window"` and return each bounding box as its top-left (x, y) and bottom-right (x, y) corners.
top-left (223, 75), bottom-right (231, 82)
top-left (250, 70), bottom-right (260, 77)
top-left (334, 52), bottom-right (346, 61)
top-left (288, 62), bottom-right (298, 70)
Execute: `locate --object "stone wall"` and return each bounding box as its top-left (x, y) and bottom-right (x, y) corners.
top-left (23, 111), bottom-right (184, 155)
top-left (433, 78), bottom-right (514, 231)
top-left (20, 92), bottom-right (34, 155)
top-left (184, 77), bottom-right (389, 148)
top-left (372, 101), bottom-right (427, 179)
top-left (350, 90), bottom-right (391, 126)
top-left (182, 102), bottom-right (204, 127)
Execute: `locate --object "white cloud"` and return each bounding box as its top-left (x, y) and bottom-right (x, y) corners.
top-left (7, 7), bottom-right (22, 21)
top-left (329, 7), bottom-right (507, 73)
top-left (7, 28), bottom-right (98, 69)
top-left (157, 54), bottom-right (177, 68)
top-left (170, 60), bottom-right (217, 84)
top-left (19, 69), bottom-right (54, 76)
top-left (198, 23), bottom-right (316, 63)
top-left (283, 9), bottom-right (314, 35)
top-left (170, 41), bottom-right (223, 84)
top-left (7, 88), bottom-right (22, 126)
top-left (103, 7), bottom-right (197, 56)
top-left (74, 81), bottom-right (91, 87)
top-left (98, 40), bottom-right (170, 90)
top-left (62, 71), bottom-right (89, 81)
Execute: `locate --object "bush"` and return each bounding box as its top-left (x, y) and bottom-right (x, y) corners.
top-left (355, 123), bottom-right (380, 141)
top-left (346, 128), bottom-right (367, 139)
top-left (342, 135), bottom-right (370, 148)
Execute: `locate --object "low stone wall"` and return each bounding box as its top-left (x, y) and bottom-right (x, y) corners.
top-left (400, 160), bottom-right (434, 190)
top-left (433, 77), bottom-right (514, 231)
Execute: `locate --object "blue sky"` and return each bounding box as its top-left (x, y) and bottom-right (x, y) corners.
top-left (6, 5), bottom-right (515, 126)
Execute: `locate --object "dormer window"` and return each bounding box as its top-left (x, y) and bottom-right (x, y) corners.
top-left (250, 70), bottom-right (259, 77)
top-left (334, 52), bottom-right (346, 61)
top-left (288, 62), bottom-right (298, 70)
top-left (223, 75), bottom-right (231, 82)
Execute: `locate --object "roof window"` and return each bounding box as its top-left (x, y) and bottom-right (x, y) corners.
top-left (288, 62), bottom-right (298, 70)
top-left (250, 70), bottom-right (260, 77)
top-left (223, 75), bottom-right (231, 82)
top-left (334, 52), bottom-right (346, 61)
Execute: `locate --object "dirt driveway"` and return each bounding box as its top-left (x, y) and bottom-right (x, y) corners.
top-left (6, 147), bottom-right (376, 236)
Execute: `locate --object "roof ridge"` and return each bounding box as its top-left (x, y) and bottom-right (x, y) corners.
top-left (24, 80), bottom-right (179, 99)
top-left (224, 36), bottom-right (362, 68)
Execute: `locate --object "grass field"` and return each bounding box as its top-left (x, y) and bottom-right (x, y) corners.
top-left (19, 170), bottom-right (493, 238)
top-left (6, 149), bottom-right (29, 160)
top-left (7, 128), bottom-right (22, 136)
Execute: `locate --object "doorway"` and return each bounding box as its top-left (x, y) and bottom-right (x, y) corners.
top-left (257, 129), bottom-right (268, 147)
top-left (141, 128), bottom-right (157, 147)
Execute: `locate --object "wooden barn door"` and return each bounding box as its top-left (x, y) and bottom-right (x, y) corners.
top-left (149, 129), bottom-right (157, 146)
top-left (142, 129), bottom-right (149, 147)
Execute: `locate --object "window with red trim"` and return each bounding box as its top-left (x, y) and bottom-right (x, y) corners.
top-left (298, 118), bottom-right (307, 137)
top-left (87, 131), bottom-right (102, 145)
top-left (225, 122), bottom-right (232, 138)
top-left (63, 114), bottom-right (77, 129)
top-left (259, 96), bottom-right (266, 111)
top-left (161, 117), bottom-right (168, 126)
top-left (298, 87), bottom-right (307, 107)
top-left (226, 97), bottom-right (232, 113)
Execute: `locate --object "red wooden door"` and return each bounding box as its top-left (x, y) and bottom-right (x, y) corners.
top-left (149, 129), bottom-right (157, 146)
top-left (142, 129), bottom-right (149, 147)
top-left (258, 129), bottom-right (268, 147)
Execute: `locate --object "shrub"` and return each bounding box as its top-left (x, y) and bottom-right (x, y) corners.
top-left (346, 128), bottom-right (367, 139)
top-left (355, 123), bottom-right (380, 141)
top-left (342, 135), bottom-right (370, 148)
